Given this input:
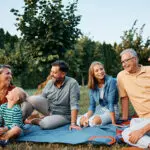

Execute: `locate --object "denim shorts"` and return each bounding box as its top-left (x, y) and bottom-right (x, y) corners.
top-left (93, 105), bottom-right (119, 125)
top-left (77, 105), bottom-right (119, 127)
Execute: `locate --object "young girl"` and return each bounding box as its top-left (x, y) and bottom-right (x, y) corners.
top-left (0, 87), bottom-right (28, 146)
top-left (77, 61), bottom-right (119, 127)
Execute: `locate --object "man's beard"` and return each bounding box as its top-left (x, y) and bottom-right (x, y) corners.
top-left (52, 77), bottom-right (63, 83)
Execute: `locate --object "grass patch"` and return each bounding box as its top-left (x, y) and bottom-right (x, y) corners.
top-left (3, 142), bottom-right (128, 150)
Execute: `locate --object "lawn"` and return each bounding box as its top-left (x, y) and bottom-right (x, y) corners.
top-left (1, 86), bottom-right (132, 150)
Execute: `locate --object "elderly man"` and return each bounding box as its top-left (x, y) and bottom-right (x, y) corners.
top-left (24, 60), bottom-right (80, 130)
top-left (117, 48), bottom-right (150, 149)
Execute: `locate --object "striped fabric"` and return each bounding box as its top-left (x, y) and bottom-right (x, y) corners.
top-left (0, 103), bottom-right (23, 129)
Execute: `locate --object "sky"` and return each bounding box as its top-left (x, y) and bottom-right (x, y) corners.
top-left (0, 0), bottom-right (150, 44)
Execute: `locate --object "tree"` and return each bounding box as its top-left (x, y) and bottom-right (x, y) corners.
top-left (97, 42), bottom-right (120, 77)
top-left (0, 28), bottom-right (5, 49)
top-left (11, 0), bottom-right (81, 72)
top-left (0, 29), bottom-right (19, 66)
top-left (116, 20), bottom-right (150, 65)
top-left (65, 36), bottom-right (119, 85)
top-left (65, 36), bottom-right (96, 85)
top-left (5, 32), bottom-right (18, 50)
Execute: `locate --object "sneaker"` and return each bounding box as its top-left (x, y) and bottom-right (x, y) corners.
top-left (0, 140), bottom-right (9, 147)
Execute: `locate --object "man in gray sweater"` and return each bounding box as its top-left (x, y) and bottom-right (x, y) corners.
top-left (24, 60), bottom-right (80, 130)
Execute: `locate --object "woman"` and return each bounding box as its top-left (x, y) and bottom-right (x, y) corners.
top-left (0, 64), bottom-right (32, 121)
top-left (0, 64), bottom-right (15, 105)
top-left (77, 61), bottom-right (119, 127)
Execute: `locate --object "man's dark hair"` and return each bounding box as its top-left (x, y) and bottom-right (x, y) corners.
top-left (51, 60), bottom-right (69, 73)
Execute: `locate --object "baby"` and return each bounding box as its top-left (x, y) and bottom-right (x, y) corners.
top-left (0, 87), bottom-right (28, 146)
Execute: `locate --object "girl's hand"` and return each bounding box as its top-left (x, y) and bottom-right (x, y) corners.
top-left (80, 116), bottom-right (89, 127)
top-left (82, 117), bottom-right (89, 127)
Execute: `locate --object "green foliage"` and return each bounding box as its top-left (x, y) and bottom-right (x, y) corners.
top-left (11, 0), bottom-right (81, 71)
top-left (9, 0), bottom-right (81, 88)
top-left (0, 28), bottom-right (5, 49)
top-left (65, 36), bottom-right (97, 85)
top-left (0, 29), bottom-right (18, 50)
top-left (97, 42), bottom-right (121, 77)
top-left (65, 36), bottom-right (119, 85)
top-left (0, 29), bottom-right (19, 65)
top-left (0, 28), bottom-right (19, 66)
top-left (116, 20), bottom-right (150, 65)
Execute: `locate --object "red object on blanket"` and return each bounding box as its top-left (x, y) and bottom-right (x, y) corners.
top-left (88, 136), bottom-right (116, 145)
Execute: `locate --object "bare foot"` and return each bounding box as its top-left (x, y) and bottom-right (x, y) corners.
top-left (0, 135), bottom-right (8, 140)
top-left (31, 118), bottom-right (41, 125)
top-left (24, 119), bottom-right (32, 124)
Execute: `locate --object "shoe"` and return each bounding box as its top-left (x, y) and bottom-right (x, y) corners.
top-left (0, 140), bottom-right (9, 147)
top-left (31, 118), bottom-right (41, 125)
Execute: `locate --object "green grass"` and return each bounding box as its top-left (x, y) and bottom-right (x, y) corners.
top-left (25, 89), bottom-right (37, 96)
top-left (3, 142), bottom-right (128, 150)
top-left (79, 86), bottom-right (89, 114)
top-left (3, 87), bottom-right (132, 149)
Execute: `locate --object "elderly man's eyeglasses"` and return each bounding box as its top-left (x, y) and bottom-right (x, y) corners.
top-left (121, 57), bottom-right (135, 64)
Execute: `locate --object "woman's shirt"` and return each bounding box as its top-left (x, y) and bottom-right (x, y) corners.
top-left (88, 75), bottom-right (119, 113)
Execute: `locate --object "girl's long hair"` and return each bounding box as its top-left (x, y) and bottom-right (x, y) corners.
top-left (88, 61), bottom-right (104, 90)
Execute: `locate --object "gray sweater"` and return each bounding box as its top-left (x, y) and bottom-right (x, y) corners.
top-left (42, 76), bottom-right (80, 120)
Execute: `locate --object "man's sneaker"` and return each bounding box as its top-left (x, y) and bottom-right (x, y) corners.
top-left (0, 140), bottom-right (9, 147)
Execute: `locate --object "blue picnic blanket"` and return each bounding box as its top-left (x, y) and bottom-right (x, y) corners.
top-left (17, 124), bottom-right (117, 145)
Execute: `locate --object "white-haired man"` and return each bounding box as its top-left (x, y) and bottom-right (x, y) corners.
top-left (117, 48), bottom-right (150, 149)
